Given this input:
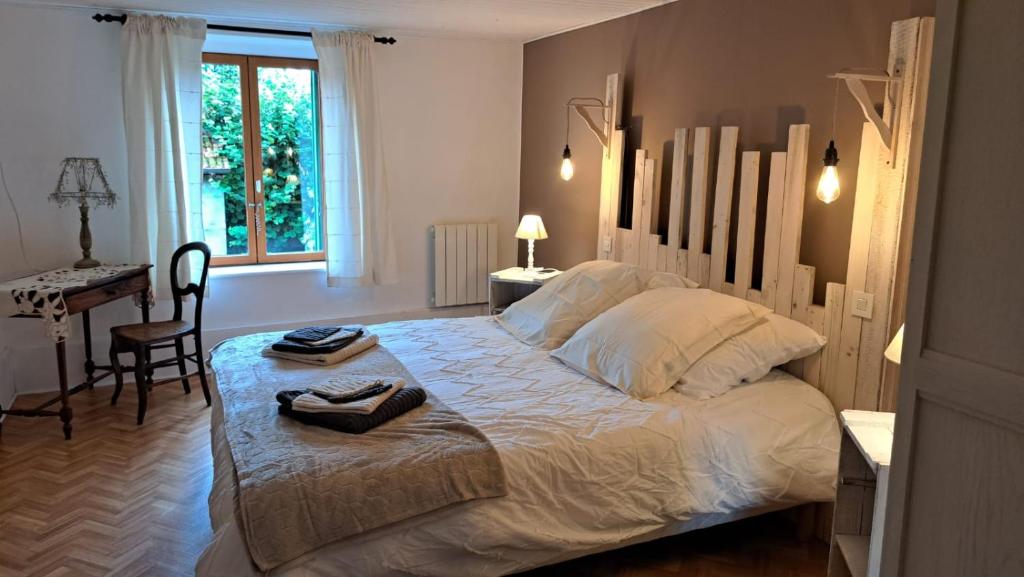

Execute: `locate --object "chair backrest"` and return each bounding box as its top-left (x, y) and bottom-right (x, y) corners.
top-left (169, 241), bottom-right (212, 328)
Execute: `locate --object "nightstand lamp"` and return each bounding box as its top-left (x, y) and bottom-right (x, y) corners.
top-left (515, 214), bottom-right (548, 272)
top-left (884, 324), bottom-right (904, 364)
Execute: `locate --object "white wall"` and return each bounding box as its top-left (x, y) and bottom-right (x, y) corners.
top-left (0, 3), bottom-right (523, 398)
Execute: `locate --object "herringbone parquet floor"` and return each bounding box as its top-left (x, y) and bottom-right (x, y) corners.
top-left (0, 382), bottom-right (827, 577)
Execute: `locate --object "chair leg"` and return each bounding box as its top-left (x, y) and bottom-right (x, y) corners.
top-left (174, 338), bottom-right (191, 395)
top-left (110, 339), bottom-right (124, 406)
top-left (133, 344), bottom-right (149, 425)
top-left (194, 333), bottom-right (212, 407)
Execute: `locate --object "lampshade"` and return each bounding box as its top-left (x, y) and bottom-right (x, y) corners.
top-left (49, 158), bottom-right (116, 207)
top-left (884, 324), bottom-right (905, 365)
top-left (515, 215), bottom-right (548, 240)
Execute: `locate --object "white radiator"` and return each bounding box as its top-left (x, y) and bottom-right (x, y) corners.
top-left (431, 223), bottom-right (497, 307)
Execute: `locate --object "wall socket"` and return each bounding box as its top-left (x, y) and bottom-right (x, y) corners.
top-left (851, 290), bottom-right (875, 319)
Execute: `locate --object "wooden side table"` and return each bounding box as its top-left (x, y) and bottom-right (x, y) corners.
top-left (1, 265), bottom-right (152, 440)
top-left (487, 267), bottom-right (561, 315)
top-left (827, 410), bottom-right (895, 577)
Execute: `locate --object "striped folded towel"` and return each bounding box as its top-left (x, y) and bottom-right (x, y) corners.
top-left (291, 377), bottom-right (406, 415)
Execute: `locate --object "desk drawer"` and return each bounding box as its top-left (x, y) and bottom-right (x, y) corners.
top-left (66, 273), bottom-right (150, 314)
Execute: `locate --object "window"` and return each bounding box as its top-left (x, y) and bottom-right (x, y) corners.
top-left (201, 54), bottom-right (323, 266)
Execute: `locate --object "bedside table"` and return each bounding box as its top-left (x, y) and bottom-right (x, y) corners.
top-left (828, 410), bottom-right (895, 577)
top-left (488, 267), bottom-right (561, 315)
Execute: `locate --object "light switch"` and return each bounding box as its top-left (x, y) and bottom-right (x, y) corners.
top-left (602, 236), bottom-right (613, 253)
top-left (852, 290), bottom-right (874, 320)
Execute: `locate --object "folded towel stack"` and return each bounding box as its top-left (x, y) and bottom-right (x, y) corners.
top-left (262, 325), bottom-right (379, 366)
top-left (290, 375), bottom-right (406, 415)
top-left (277, 387), bottom-right (427, 434)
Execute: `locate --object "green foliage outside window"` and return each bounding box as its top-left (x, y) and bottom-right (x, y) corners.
top-left (201, 63), bottom-right (321, 256)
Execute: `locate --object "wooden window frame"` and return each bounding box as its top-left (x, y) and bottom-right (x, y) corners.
top-left (202, 53), bottom-right (325, 267)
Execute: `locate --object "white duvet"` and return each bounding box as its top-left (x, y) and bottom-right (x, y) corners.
top-left (198, 316), bottom-right (839, 577)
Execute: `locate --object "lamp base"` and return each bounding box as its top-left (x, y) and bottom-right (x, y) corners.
top-left (74, 257), bottom-right (101, 269)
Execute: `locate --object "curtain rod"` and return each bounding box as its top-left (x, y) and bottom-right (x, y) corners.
top-left (92, 13), bottom-right (397, 45)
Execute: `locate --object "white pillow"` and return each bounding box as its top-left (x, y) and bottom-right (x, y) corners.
top-left (496, 260), bottom-right (697, 349)
top-left (551, 287), bottom-right (770, 399)
top-left (676, 313), bottom-right (827, 400)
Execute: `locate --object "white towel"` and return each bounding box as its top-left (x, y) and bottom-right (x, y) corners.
top-left (262, 332), bottom-right (379, 366)
top-left (292, 378), bottom-right (405, 415)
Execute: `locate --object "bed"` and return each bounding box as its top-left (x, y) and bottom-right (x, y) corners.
top-left (197, 315), bottom-right (839, 577)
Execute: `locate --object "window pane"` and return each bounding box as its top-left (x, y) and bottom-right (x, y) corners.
top-left (257, 66), bottom-right (322, 255)
top-left (201, 62), bottom-right (250, 257)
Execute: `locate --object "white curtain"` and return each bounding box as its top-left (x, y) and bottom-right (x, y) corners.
top-left (121, 15), bottom-right (207, 297)
top-left (313, 31), bottom-right (398, 287)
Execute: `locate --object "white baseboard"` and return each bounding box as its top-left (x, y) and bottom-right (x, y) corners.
top-left (8, 304), bottom-right (486, 396)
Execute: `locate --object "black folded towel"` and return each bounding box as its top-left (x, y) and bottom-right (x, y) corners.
top-left (284, 326), bottom-right (346, 344)
top-left (272, 329), bottom-right (364, 355)
top-left (276, 386), bottom-right (427, 434)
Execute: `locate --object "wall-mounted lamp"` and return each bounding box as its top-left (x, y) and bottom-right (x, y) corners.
top-left (816, 67), bottom-right (902, 204)
top-left (560, 97), bottom-right (611, 181)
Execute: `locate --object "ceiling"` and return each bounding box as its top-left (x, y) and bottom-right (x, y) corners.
top-left (14, 0), bottom-right (674, 41)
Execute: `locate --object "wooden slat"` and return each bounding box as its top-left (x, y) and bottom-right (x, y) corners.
top-left (666, 128), bottom-right (690, 273)
top-left (657, 245), bottom-right (669, 272)
top-left (455, 225), bottom-right (468, 305)
top-left (803, 303), bottom-right (827, 388)
top-left (821, 282), bottom-right (849, 412)
top-left (687, 127), bottom-right (712, 281)
top-left (638, 156), bottom-right (657, 269)
top-left (597, 129), bottom-right (626, 261)
top-left (486, 223), bottom-right (498, 281)
top-left (700, 253), bottom-right (712, 288)
top-left (734, 151), bottom-right (760, 298)
top-left (433, 225), bottom-right (446, 306)
top-left (832, 123), bottom-right (882, 410)
top-left (466, 225), bottom-right (478, 303)
top-left (709, 127), bottom-right (739, 291)
top-left (792, 264), bottom-right (815, 323)
top-left (445, 226), bottom-right (458, 306)
top-left (787, 264), bottom-right (815, 377)
top-left (676, 248), bottom-right (689, 278)
top-left (596, 74), bottom-right (623, 260)
top-left (477, 225), bottom-right (488, 300)
top-left (625, 150), bottom-right (646, 265)
top-left (775, 124), bottom-right (810, 318)
top-left (761, 151), bottom-right (788, 309)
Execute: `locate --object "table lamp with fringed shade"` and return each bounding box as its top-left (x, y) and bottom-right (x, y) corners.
top-left (49, 158), bottom-right (117, 268)
top-left (515, 214), bottom-right (548, 272)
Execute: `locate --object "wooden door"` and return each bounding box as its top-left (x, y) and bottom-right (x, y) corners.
top-left (881, 0), bottom-right (1024, 576)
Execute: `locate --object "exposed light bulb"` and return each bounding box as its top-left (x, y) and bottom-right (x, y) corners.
top-left (560, 145), bottom-right (574, 181)
top-left (816, 140), bottom-right (840, 204)
top-left (817, 165), bottom-right (840, 204)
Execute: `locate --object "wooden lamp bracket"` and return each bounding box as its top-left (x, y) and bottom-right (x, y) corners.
top-left (566, 97), bottom-right (612, 151)
top-left (829, 66), bottom-right (904, 163)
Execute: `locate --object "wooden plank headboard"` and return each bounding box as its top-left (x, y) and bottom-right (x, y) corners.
top-left (592, 17), bottom-right (934, 413)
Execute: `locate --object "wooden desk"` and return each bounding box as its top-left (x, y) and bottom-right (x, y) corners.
top-left (1, 265), bottom-right (152, 440)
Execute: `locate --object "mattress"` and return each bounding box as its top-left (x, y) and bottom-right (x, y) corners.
top-left (197, 316), bottom-right (839, 577)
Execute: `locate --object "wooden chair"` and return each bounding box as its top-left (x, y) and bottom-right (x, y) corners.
top-left (109, 242), bottom-right (212, 425)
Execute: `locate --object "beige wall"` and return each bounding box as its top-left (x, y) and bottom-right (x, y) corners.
top-left (519, 0), bottom-right (934, 302)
